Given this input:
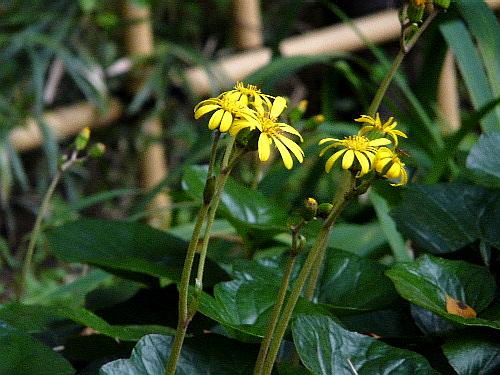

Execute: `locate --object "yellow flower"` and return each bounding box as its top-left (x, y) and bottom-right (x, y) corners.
top-left (319, 135), bottom-right (391, 175)
top-left (225, 82), bottom-right (273, 112)
top-left (374, 147), bottom-right (408, 186)
top-left (194, 91), bottom-right (258, 132)
top-left (231, 96), bottom-right (304, 170)
top-left (355, 113), bottom-right (407, 146)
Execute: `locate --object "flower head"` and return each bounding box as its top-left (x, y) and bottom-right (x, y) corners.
top-left (225, 82), bottom-right (273, 112)
top-left (231, 96), bottom-right (304, 170)
top-left (355, 113), bottom-right (407, 146)
top-left (319, 135), bottom-right (391, 175)
top-left (374, 147), bottom-right (408, 186)
top-left (194, 91), bottom-right (258, 132)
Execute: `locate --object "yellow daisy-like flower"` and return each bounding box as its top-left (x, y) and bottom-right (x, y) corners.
top-left (355, 113), bottom-right (407, 146)
top-left (231, 96), bottom-right (304, 170)
top-left (374, 147), bottom-right (408, 186)
top-left (225, 82), bottom-right (273, 112)
top-left (194, 91), bottom-right (258, 133)
top-left (319, 135), bottom-right (391, 175)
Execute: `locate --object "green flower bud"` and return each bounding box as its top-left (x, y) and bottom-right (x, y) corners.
top-left (434, 0), bottom-right (450, 9)
top-left (88, 143), bottom-right (106, 158)
top-left (75, 127), bottom-right (91, 151)
top-left (295, 234), bottom-right (306, 254)
top-left (408, 1), bottom-right (425, 23)
top-left (235, 127), bottom-right (260, 152)
top-left (203, 176), bottom-right (216, 204)
top-left (301, 197), bottom-right (318, 221)
top-left (316, 203), bottom-right (333, 219)
top-left (287, 214), bottom-right (302, 229)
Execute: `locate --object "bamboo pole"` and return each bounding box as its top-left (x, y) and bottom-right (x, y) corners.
top-left (437, 50), bottom-right (460, 134)
top-left (10, 99), bottom-right (123, 152)
top-left (122, 0), bottom-right (171, 228)
top-left (233, 0), bottom-right (264, 49)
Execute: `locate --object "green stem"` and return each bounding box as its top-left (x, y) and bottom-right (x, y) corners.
top-left (253, 222), bottom-right (304, 375)
top-left (261, 175), bottom-right (354, 375)
top-left (367, 10), bottom-right (437, 117)
top-left (165, 135), bottom-right (226, 375)
top-left (19, 151), bottom-right (78, 299)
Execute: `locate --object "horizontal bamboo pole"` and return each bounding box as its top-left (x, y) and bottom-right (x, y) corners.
top-left (186, 0), bottom-right (500, 95)
top-left (10, 98), bottom-right (123, 152)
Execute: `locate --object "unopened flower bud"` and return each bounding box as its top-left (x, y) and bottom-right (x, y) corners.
top-left (302, 197), bottom-right (318, 221)
top-left (313, 114), bottom-right (325, 124)
top-left (317, 203), bottom-right (333, 219)
top-left (88, 143), bottom-right (106, 158)
top-left (297, 100), bottom-right (308, 113)
top-left (408, 0), bottom-right (425, 23)
top-left (75, 127), bottom-right (91, 151)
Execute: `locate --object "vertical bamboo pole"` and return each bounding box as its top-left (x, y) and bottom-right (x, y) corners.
top-left (122, 1), bottom-right (171, 228)
top-left (437, 49), bottom-right (460, 134)
top-left (233, 0), bottom-right (264, 50)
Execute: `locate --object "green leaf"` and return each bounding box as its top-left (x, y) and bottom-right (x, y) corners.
top-left (182, 165), bottom-right (288, 234)
top-left (0, 325), bottom-right (75, 375)
top-left (99, 333), bottom-right (257, 375)
top-left (386, 254), bottom-right (499, 329)
top-left (47, 219), bottom-right (227, 285)
top-left (292, 315), bottom-right (438, 375)
top-left (391, 184), bottom-right (500, 253)
top-left (0, 303), bottom-right (174, 341)
top-left (442, 337), bottom-right (500, 375)
top-left (466, 132), bottom-right (500, 179)
top-left (328, 222), bottom-right (387, 257)
top-left (318, 249), bottom-right (399, 311)
top-left (197, 279), bottom-right (330, 338)
top-left (440, 20), bottom-right (499, 132)
top-left (369, 189), bottom-right (411, 262)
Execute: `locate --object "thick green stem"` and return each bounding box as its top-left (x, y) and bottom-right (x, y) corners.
top-left (166, 137), bottom-right (235, 375)
top-left (261, 175), bottom-right (354, 375)
top-left (253, 222), bottom-right (304, 375)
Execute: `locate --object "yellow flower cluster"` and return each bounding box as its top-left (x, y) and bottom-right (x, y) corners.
top-left (319, 113), bottom-right (408, 186)
top-left (194, 82), bottom-right (304, 170)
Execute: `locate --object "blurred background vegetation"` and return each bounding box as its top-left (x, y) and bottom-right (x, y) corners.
top-left (0, 0), bottom-right (499, 303)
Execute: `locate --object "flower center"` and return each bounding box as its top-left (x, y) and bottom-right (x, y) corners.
top-left (220, 95), bottom-right (246, 114)
top-left (343, 135), bottom-right (371, 151)
top-left (235, 82), bottom-right (260, 96)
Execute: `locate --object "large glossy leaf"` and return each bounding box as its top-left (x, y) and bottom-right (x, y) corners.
top-left (318, 249), bottom-right (399, 311)
top-left (0, 303), bottom-right (174, 341)
top-left (386, 255), bottom-right (499, 329)
top-left (99, 333), bottom-right (257, 375)
top-left (182, 165), bottom-right (288, 234)
top-left (442, 337), bottom-right (500, 375)
top-left (440, 20), bottom-right (499, 132)
top-left (197, 279), bottom-right (331, 338)
top-left (391, 184), bottom-right (500, 253)
top-left (0, 324), bottom-right (75, 375)
top-left (292, 315), bottom-right (438, 375)
top-left (466, 132), bottom-right (500, 179)
top-left (47, 219), bottom-right (227, 285)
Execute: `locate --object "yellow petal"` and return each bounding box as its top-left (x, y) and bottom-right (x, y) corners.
top-left (278, 135), bottom-right (304, 163)
top-left (354, 115), bottom-right (375, 124)
top-left (194, 104), bottom-right (219, 119)
top-left (386, 163), bottom-right (401, 179)
top-left (358, 126), bottom-right (373, 136)
top-left (230, 121), bottom-right (252, 137)
top-left (319, 143), bottom-right (337, 157)
top-left (368, 138), bottom-right (392, 147)
top-left (219, 111), bottom-right (233, 132)
top-left (342, 149), bottom-right (354, 170)
top-left (355, 151), bottom-right (370, 175)
top-left (271, 96), bottom-right (287, 118)
top-left (319, 137), bottom-right (339, 145)
top-left (258, 133), bottom-right (271, 161)
top-left (208, 109), bottom-right (224, 130)
top-left (325, 149), bottom-right (346, 172)
top-left (274, 137), bottom-right (293, 169)
top-left (392, 129), bottom-right (408, 138)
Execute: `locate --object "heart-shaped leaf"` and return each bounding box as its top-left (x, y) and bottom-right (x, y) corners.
top-left (182, 165), bottom-right (288, 234)
top-left (442, 336), bottom-right (500, 375)
top-left (386, 255), bottom-right (499, 329)
top-left (292, 314), bottom-right (438, 375)
top-left (0, 303), bottom-right (174, 341)
top-left (99, 333), bottom-right (257, 375)
top-left (391, 184), bottom-right (500, 253)
top-left (0, 324), bottom-right (75, 375)
top-left (466, 132), bottom-right (500, 179)
top-left (318, 249), bottom-right (399, 311)
top-left (47, 219), bottom-right (227, 286)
